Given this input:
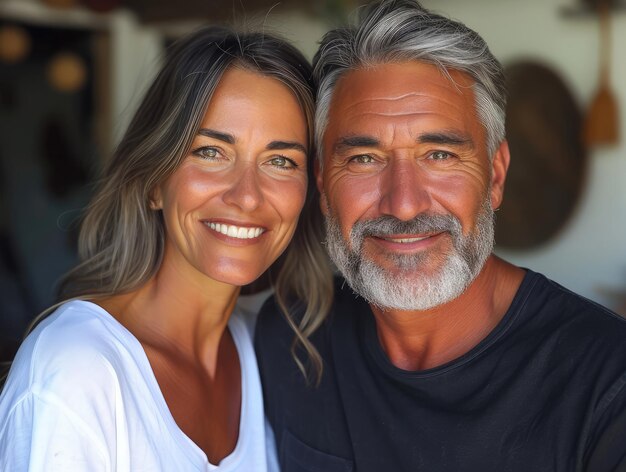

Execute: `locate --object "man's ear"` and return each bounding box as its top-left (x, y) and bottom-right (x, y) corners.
top-left (149, 186), bottom-right (163, 211)
top-left (490, 140), bottom-right (510, 210)
top-left (315, 158), bottom-right (329, 216)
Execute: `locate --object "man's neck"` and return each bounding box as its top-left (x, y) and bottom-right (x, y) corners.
top-left (370, 256), bottom-right (525, 371)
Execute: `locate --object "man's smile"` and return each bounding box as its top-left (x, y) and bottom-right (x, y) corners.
top-left (368, 232), bottom-right (447, 252)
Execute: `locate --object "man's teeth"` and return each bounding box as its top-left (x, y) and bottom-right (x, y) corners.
top-left (206, 222), bottom-right (264, 239)
top-left (382, 236), bottom-right (430, 243)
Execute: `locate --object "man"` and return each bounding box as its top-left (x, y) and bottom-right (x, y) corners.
top-left (255, 1), bottom-right (626, 470)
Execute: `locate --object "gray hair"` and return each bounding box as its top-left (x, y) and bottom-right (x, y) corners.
top-left (313, 0), bottom-right (507, 160)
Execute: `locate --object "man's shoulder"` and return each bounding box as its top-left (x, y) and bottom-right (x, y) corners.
top-left (518, 271), bottom-right (626, 371)
top-left (526, 271), bottom-right (626, 337)
top-left (255, 277), bottom-right (367, 346)
top-left (254, 279), bottom-right (359, 463)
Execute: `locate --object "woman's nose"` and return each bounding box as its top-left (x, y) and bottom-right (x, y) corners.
top-left (221, 165), bottom-right (264, 212)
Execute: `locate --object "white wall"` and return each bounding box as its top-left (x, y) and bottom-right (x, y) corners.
top-left (415, 0), bottom-right (626, 308)
top-left (264, 11), bottom-right (331, 60)
top-left (108, 11), bottom-right (163, 145)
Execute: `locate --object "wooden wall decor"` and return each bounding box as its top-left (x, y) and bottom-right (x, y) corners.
top-left (496, 61), bottom-right (587, 249)
top-left (584, 0), bottom-right (619, 146)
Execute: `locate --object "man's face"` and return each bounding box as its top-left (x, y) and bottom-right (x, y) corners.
top-left (318, 61), bottom-right (508, 310)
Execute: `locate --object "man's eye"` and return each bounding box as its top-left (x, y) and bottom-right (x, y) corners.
top-left (193, 146), bottom-right (220, 160)
top-left (430, 151), bottom-right (451, 160)
top-left (269, 156), bottom-right (297, 169)
top-left (350, 154), bottom-right (375, 164)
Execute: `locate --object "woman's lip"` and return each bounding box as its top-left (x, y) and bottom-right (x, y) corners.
top-left (203, 221), bottom-right (266, 240)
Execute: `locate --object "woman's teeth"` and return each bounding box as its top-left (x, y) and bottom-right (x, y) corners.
top-left (206, 222), bottom-right (264, 239)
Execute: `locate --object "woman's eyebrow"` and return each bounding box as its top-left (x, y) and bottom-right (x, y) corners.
top-left (197, 129), bottom-right (305, 153)
top-left (198, 128), bottom-right (235, 144)
top-left (266, 141), bottom-right (307, 154)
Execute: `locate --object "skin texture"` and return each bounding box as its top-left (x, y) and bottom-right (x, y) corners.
top-left (100, 67), bottom-right (308, 463)
top-left (318, 61), bottom-right (525, 371)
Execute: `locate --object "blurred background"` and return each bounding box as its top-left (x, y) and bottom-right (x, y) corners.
top-left (0, 0), bottom-right (625, 361)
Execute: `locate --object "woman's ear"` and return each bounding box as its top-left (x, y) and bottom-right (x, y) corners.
top-left (149, 187), bottom-right (163, 211)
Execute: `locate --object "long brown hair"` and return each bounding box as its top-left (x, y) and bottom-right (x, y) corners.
top-left (1, 26), bottom-right (333, 387)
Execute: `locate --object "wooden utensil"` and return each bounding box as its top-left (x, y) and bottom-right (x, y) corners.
top-left (584, 0), bottom-right (620, 146)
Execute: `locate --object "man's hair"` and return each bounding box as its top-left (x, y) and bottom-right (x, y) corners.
top-left (313, 0), bottom-right (507, 160)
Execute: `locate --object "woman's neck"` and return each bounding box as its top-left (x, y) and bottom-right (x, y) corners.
top-left (97, 256), bottom-right (241, 375)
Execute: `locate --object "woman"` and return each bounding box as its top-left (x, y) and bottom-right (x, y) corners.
top-left (0, 25), bottom-right (331, 471)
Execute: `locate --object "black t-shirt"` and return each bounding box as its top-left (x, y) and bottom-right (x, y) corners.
top-left (255, 270), bottom-right (626, 471)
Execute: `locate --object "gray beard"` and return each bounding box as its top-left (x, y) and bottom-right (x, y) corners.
top-left (323, 199), bottom-right (495, 311)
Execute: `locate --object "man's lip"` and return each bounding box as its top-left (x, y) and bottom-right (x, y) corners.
top-left (367, 232), bottom-right (446, 250)
top-left (371, 232), bottom-right (444, 243)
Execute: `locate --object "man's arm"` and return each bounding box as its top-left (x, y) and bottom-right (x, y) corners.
top-left (584, 373), bottom-right (626, 471)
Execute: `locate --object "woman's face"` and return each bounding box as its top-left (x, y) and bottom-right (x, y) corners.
top-left (153, 67), bottom-right (309, 287)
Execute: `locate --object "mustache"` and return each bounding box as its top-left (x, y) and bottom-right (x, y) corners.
top-left (351, 214), bottom-right (462, 241)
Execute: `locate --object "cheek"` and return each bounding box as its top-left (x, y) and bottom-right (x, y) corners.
top-left (161, 167), bottom-right (220, 209)
top-left (325, 173), bottom-right (382, 221)
top-left (268, 178), bottom-right (308, 227)
top-left (430, 174), bottom-right (488, 230)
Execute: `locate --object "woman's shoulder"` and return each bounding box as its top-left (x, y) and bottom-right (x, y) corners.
top-left (26, 300), bottom-right (134, 362)
top-left (2, 300), bottom-right (141, 401)
top-left (0, 301), bottom-right (148, 468)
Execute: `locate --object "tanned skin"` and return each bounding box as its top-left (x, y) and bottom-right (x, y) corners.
top-left (99, 67), bottom-right (309, 463)
top-left (318, 61), bottom-right (525, 372)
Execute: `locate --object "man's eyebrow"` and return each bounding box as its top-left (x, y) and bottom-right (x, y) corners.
top-left (333, 135), bottom-right (380, 154)
top-left (198, 128), bottom-right (235, 144)
top-left (417, 132), bottom-right (474, 149)
top-left (266, 141), bottom-right (307, 154)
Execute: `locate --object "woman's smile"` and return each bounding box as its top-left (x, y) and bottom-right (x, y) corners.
top-left (204, 221), bottom-right (266, 240)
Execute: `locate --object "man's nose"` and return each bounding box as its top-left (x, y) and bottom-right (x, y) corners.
top-left (222, 165), bottom-right (264, 212)
top-left (378, 158), bottom-right (431, 221)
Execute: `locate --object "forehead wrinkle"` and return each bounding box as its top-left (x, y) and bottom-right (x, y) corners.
top-left (342, 92), bottom-right (429, 113)
top-left (341, 94), bottom-right (470, 119)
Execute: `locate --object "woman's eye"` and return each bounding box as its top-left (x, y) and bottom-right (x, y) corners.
top-left (269, 156), bottom-right (297, 169)
top-left (193, 146), bottom-right (220, 160)
top-left (430, 151), bottom-right (452, 160)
